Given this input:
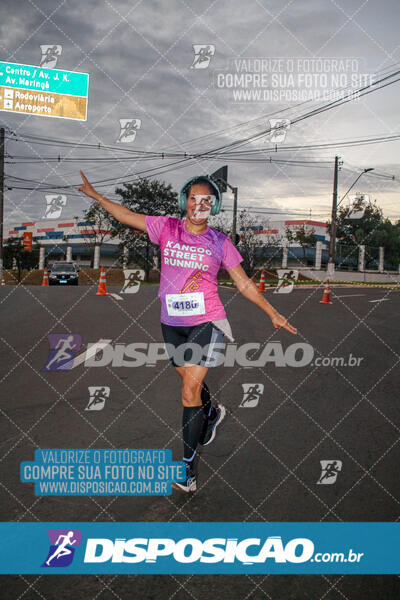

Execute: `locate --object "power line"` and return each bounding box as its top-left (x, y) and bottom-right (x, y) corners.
top-left (5, 67), bottom-right (400, 190)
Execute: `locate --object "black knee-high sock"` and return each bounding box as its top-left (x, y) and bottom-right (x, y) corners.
top-left (201, 382), bottom-right (211, 416)
top-left (182, 406), bottom-right (204, 465)
top-left (201, 383), bottom-right (216, 420)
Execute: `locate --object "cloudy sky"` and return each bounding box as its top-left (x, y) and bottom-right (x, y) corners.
top-left (1, 0), bottom-right (399, 227)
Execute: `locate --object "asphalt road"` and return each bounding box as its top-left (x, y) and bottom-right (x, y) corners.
top-left (0, 284), bottom-right (399, 599)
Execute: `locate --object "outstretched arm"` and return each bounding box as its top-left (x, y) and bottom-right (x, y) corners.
top-left (227, 264), bottom-right (297, 334)
top-left (77, 171), bottom-right (147, 232)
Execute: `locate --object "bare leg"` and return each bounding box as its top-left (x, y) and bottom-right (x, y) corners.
top-left (173, 365), bottom-right (186, 380)
top-left (177, 364), bottom-right (208, 407)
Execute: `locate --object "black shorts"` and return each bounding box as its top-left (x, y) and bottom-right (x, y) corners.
top-left (161, 321), bottom-right (225, 367)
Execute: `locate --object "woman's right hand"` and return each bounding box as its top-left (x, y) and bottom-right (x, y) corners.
top-left (78, 170), bottom-right (98, 200)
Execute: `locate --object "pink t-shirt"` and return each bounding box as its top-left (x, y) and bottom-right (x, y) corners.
top-left (145, 215), bottom-right (243, 326)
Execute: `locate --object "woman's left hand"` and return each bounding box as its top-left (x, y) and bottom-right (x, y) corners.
top-left (271, 312), bottom-right (297, 334)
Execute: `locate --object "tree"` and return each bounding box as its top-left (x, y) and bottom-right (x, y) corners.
top-left (3, 238), bottom-right (41, 281)
top-left (285, 223), bottom-right (316, 263)
top-left (79, 206), bottom-right (115, 268)
top-left (332, 201), bottom-right (400, 269)
top-left (380, 220), bottom-right (400, 269)
top-left (111, 178), bottom-right (180, 281)
top-left (210, 214), bottom-right (231, 236)
top-left (236, 210), bottom-right (282, 276)
top-left (335, 202), bottom-right (383, 245)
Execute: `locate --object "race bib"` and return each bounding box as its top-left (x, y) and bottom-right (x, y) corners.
top-left (166, 292), bottom-right (205, 317)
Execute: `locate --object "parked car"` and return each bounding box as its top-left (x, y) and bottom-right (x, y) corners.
top-left (48, 262), bottom-right (79, 285)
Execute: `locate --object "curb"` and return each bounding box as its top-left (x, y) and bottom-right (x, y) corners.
top-left (219, 282), bottom-right (400, 290)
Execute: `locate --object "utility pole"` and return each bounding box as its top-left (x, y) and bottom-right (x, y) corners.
top-left (232, 186), bottom-right (238, 245)
top-left (210, 166), bottom-right (239, 245)
top-left (327, 161), bottom-right (374, 277)
top-left (328, 155), bottom-right (340, 277)
top-left (0, 128), bottom-right (4, 284)
top-left (215, 180), bottom-right (237, 244)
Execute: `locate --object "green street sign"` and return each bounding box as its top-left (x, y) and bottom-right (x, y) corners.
top-left (0, 61), bottom-right (89, 121)
top-left (0, 61), bottom-right (89, 96)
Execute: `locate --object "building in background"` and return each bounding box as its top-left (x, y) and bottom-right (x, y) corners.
top-left (4, 216), bottom-right (330, 269)
top-left (4, 218), bottom-right (126, 267)
top-left (240, 218), bottom-right (330, 267)
top-left (248, 219), bottom-right (329, 244)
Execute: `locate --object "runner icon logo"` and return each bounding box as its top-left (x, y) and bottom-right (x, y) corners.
top-left (44, 193), bottom-right (67, 219)
top-left (268, 118), bottom-right (291, 143)
top-left (348, 194), bottom-right (369, 219)
top-left (121, 269), bottom-right (145, 294)
top-left (317, 460), bottom-right (343, 485)
top-left (190, 45), bottom-right (215, 69)
top-left (42, 529), bottom-right (82, 568)
top-left (39, 44), bottom-right (62, 68)
top-left (274, 269), bottom-right (298, 294)
top-left (42, 334), bottom-right (82, 372)
top-left (117, 119), bottom-right (141, 143)
top-left (85, 386), bottom-right (110, 411)
top-left (239, 383), bottom-right (264, 408)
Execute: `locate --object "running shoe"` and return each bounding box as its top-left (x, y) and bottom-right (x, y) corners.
top-left (198, 403), bottom-right (226, 446)
top-left (173, 463), bottom-right (197, 493)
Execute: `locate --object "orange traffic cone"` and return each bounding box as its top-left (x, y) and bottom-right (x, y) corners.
top-left (1, 273), bottom-right (5, 285)
top-left (320, 279), bottom-right (332, 304)
top-left (42, 267), bottom-right (49, 286)
top-left (96, 266), bottom-right (107, 295)
top-left (258, 268), bottom-right (266, 292)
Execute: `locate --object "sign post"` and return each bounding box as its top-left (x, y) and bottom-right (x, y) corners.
top-left (23, 232), bottom-right (33, 252)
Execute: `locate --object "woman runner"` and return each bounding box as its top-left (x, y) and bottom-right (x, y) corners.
top-left (78, 171), bottom-right (297, 492)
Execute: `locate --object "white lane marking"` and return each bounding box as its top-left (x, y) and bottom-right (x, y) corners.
top-left (108, 293), bottom-right (123, 300)
top-left (369, 299), bottom-right (389, 303)
top-left (334, 294), bottom-right (365, 298)
top-left (72, 339), bottom-right (112, 368)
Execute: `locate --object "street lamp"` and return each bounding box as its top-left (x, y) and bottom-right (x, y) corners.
top-left (327, 164), bottom-right (374, 277)
top-left (338, 168), bottom-right (374, 207)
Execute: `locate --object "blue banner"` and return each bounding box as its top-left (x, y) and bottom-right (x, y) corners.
top-left (0, 522), bottom-right (398, 574)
